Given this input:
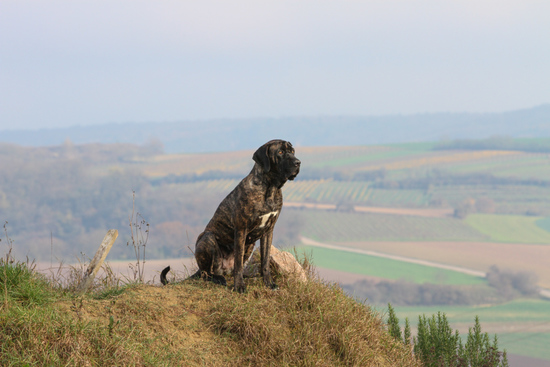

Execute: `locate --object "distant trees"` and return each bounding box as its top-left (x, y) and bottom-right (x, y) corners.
top-left (0, 142), bottom-right (306, 262)
top-left (343, 266), bottom-right (539, 306)
top-left (344, 280), bottom-right (500, 306)
top-left (435, 136), bottom-right (550, 153)
top-left (453, 197), bottom-right (495, 219)
top-left (486, 265), bottom-right (539, 299)
top-left (0, 143), bottom-right (209, 261)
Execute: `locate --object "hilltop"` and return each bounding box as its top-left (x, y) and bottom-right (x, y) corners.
top-left (0, 262), bottom-right (418, 367)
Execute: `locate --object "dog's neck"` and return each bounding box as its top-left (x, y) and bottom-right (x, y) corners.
top-left (250, 164), bottom-right (287, 190)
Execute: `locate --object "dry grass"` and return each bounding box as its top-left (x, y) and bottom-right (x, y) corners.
top-left (202, 275), bottom-right (418, 366)
top-left (1, 256), bottom-right (420, 366)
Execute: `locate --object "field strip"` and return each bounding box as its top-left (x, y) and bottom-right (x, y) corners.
top-left (286, 202), bottom-right (337, 210)
top-left (354, 205), bottom-right (453, 217)
top-left (301, 237), bottom-right (550, 298)
top-left (300, 236), bottom-right (486, 277)
top-left (286, 202), bottom-right (453, 218)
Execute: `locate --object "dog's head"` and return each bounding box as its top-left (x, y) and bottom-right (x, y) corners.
top-left (253, 139), bottom-right (301, 182)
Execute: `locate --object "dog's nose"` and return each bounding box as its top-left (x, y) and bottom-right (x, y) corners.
top-left (295, 159), bottom-right (301, 167)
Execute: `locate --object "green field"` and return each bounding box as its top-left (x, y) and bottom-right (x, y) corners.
top-left (498, 333), bottom-right (550, 360)
top-left (298, 209), bottom-right (488, 242)
top-left (283, 180), bottom-right (429, 206)
top-left (391, 299), bottom-right (550, 360)
top-left (296, 245), bottom-right (486, 285)
top-left (465, 214), bottom-right (550, 244)
top-left (391, 299), bottom-right (550, 324)
top-left (536, 217), bottom-right (550, 232)
top-left (310, 145), bottom-right (434, 168)
top-left (304, 142), bottom-right (435, 169)
top-left (449, 153), bottom-right (550, 180)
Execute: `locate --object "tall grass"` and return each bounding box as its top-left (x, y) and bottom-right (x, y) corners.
top-left (0, 248), bottom-right (419, 366)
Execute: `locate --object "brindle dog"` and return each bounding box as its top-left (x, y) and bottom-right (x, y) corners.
top-left (161, 139), bottom-right (300, 293)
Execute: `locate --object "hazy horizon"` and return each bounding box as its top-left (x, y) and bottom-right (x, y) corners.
top-left (1, 1), bottom-right (549, 131)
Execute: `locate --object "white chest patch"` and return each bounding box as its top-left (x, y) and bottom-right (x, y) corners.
top-left (258, 211), bottom-right (279, 228)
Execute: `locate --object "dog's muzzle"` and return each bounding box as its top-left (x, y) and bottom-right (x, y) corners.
top-left (288, 158), bottom-right (301, 180)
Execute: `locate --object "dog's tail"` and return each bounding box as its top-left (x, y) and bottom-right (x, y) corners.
top-left (160, 266), bottom-right (171, 285)
top-left (160, 266), bottom-right (201, 285)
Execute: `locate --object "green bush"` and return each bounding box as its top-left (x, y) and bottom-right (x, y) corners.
top-left (387, 304), bottom-right (509, 367)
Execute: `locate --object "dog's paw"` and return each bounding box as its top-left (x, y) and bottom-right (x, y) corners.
top-left (234, 279), bottom-right (246, 293)
top-left (212, 275), bottom-right (227, 286)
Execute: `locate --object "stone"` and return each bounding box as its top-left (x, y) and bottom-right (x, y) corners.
top-left (243, 246), bottom-right (307, 282)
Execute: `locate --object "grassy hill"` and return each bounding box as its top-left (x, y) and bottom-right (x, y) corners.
top-left (2, 137), bottom-right (550, 362)
top-left (0, 259), bottom-right (418, 367)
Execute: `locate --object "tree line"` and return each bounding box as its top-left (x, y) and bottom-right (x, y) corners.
top-left (343, 266), bottom-right (540, 306)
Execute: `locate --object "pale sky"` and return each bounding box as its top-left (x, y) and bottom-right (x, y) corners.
top-left (1, 1), bottom-right (549, 131)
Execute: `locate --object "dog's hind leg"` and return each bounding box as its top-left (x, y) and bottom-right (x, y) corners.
top-left (195, 231), bottom-right (228, 286)
top-left (161, 232), bottom-right (229, 286)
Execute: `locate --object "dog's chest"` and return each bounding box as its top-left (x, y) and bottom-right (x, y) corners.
top-left (258, 210), bottom-right (279, 228)
top-left (245, 209), bottom-right (280, 244)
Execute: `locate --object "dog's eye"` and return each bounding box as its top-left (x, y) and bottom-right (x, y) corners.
top-left (278, 150), bottom-right (283, 155)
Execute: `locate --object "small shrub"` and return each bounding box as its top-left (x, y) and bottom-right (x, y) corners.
top-left (387, 305), bottom-right (509, 367)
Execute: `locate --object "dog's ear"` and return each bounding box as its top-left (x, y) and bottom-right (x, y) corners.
top-left (253, 143), bottom-right (271, 172)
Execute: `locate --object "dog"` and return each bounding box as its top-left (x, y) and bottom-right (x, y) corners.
top-left (161, 139), bottom-right (300, 292)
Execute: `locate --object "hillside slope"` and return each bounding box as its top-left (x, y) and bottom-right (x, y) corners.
top-left (1, 269), bottom-right (418, 367)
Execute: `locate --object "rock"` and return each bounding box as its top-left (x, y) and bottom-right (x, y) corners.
top-left (243, 246), bottom-right (307, 282)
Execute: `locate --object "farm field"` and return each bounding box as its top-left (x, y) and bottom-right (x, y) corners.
top-left (167, 178), bottom-right (550, 218)
top-left (449, 153), bottom-right (550, 180)
top-left (283, 180), bottom-right (430, 206)
top-left (285, 202), bottom-right (453, 217)
top-left (129, 141), bottom-right (550, 181)
top-left (294, 245), bottom-right (486, 285)
top-left (465, 214), bottom-right (550, 244)
top-left (430, 185), bottom-right (550, 216)
top-left (392, 299), bottom-right (550, 361)
top-left (296, 208), bottom-right (488, 242)
top-left (337, 240), bottom-right (550, 289)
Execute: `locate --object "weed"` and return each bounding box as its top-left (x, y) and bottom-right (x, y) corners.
top-left (127, 191), bottom-right (150, 283)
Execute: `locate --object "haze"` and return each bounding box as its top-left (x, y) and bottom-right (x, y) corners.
top-left (1, 1), bottom-right (549, 131)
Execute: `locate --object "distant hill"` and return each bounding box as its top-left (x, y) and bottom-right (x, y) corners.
top-left (1, 104), bottom-right (549, 153)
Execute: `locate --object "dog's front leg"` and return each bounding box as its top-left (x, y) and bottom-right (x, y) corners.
top-left (260, 231), bottom-right (277, 289)
top-left (233, 228), bottom-right (247, 293)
